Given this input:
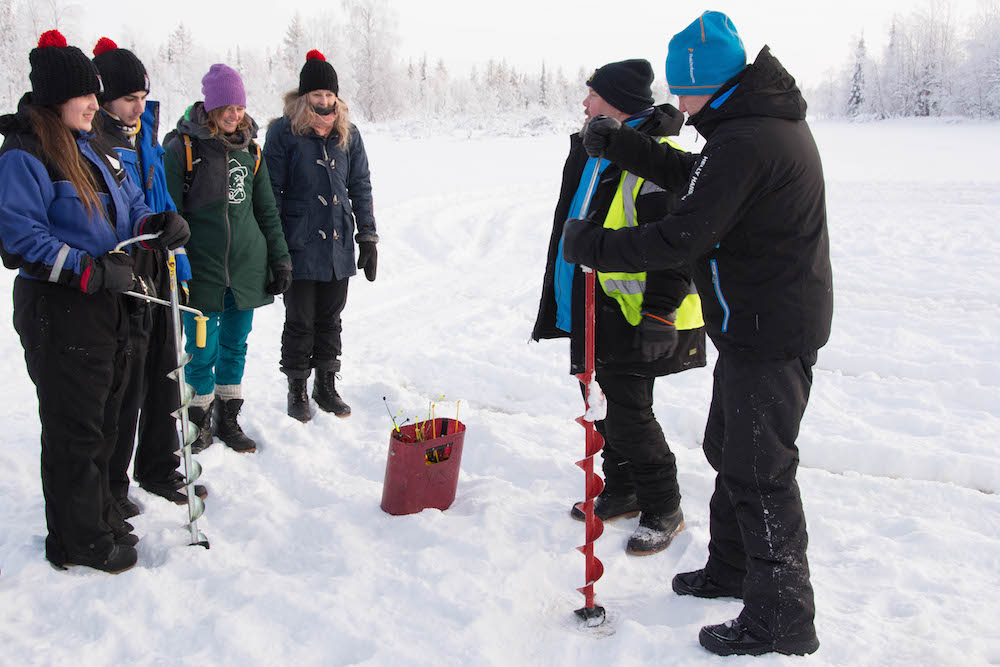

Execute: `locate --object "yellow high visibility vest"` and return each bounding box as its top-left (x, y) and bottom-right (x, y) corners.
top-left (597, 137), bottom-right (704, 330)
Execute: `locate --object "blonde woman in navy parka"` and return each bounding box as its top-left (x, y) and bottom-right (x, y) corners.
top-left (264, 50), bottom-right (378, 423)
top-left (0, 31), bottom-right (189, 574)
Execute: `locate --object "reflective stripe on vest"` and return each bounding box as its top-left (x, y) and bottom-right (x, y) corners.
top-left (598, 137), bottom-right (704, 330)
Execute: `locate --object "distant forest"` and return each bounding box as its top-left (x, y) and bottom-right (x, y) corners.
top-left (805, 0), bottom-right (1000, 119)
top-left (1, 0), bottom-right (997, 128)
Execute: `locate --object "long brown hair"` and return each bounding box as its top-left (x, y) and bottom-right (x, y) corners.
top-left (204, 106), bottom-right (253, 136)
top-left (282, 90), bottom-right (351, 150)
top-left (27, 105), bottom-right (104, 219)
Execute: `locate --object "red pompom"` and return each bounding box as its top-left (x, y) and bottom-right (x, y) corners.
top-left (37, 30), bottom-right (67, 49)
top-left (93, 37), bottom-right (118, 57)
top-left (305, 49), bottom-right (326, 62)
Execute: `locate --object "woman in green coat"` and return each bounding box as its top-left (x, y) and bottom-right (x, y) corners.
top-left (163, 64), bottom-right (291, 454)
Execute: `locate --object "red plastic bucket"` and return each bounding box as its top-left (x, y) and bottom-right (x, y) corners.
top-left (380, 419), bottom-right (466, 515)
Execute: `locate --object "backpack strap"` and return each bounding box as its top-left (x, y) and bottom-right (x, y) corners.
top-left (249, 139), bottom-right (261, 175)
top-left (182, 134), bottom-right (199, 194)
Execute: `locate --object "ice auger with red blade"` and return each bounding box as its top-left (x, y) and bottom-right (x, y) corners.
top-left (572, 157), bottom-right (607, 627)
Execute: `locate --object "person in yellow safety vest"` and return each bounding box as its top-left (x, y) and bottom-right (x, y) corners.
top-left (531, 59), bottom-right (707, 556)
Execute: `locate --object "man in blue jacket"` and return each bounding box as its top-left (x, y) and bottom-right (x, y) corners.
top-left (92, 38), bottom-right (206, 517)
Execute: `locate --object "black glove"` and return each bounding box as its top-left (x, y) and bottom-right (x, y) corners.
top-left (562, 217), bottom-right (605, 265)
top-left (82, 251), bottom-right (135, 294)
top-left (637, 311), bottom-right (678, 361)
top-left (357, 241), bottom-right (377, 282)
top-left (266, 262), bottom-right (293, 295)
top-left (583, 115), bottom-right (622, 158)
top-left (141, 211), bottom-right (190, 250)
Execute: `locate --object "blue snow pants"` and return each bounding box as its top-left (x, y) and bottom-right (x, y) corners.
top-left (182, 289), bottom-right (255, 397)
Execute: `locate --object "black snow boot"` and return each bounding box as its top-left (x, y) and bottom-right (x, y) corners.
top-left (59, 544), bottom-right (138, 574)
top-left (626, 507), bottom-right (684, 555)
top-left (106, 506), bottom-right (138, 547)
top-left (214, 398), bottom-right (257, 453)
top-left (672, 568), bottom-right (744, 599)
top-left (188, 402), bottom-right (214, 454)
top-left (287, 378), bottom-right (312, 422)
top-left (114, 495), bottom-right (141, 519)
top-left (699, 618), bottom-right (819, 657)
top-left (139, 470), bottom-right (209, 505)
top-left (313, 371), bottom-right (351, 417)
top-left (570, 489), bottom-right (640, 522)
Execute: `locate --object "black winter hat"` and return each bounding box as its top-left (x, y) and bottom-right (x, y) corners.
top-left (299, 50), bottom-right (339, 96)
top-left (587, 59), bottom-right (655, 115)
top-left (92, 37), bottom-right (149, 103)
top-left (29, 30), bottom-right (103, 106)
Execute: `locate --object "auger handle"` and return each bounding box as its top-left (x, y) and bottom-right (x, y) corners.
top-left (194, 315), bottom-right (208, 348)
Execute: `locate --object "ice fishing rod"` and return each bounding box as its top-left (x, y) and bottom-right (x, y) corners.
top-left (115, 233), bottom-right (210, 549)
top-left (572, 154), bottom-right (607, 627)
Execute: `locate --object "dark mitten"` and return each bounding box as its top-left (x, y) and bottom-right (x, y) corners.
top-left (266, 262), bottom-right (293, 295)
top-left (357, 241), bottom-right (377, 282)
top-left (562, 218), bottom-right (605, 266)
top-left (81, 251), bottom-right (135, 294)
top-left (583, 115), bottom-right (622, 158)
top-left (141, 211), bottom-right (191, 250)
top-left (638, 311), bottom-right (678, 361)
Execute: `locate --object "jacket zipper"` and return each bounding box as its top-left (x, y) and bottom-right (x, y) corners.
top-left (710, 258), bottom-right (730, 333)
top-left (223, 148), bottom-right (231, 286)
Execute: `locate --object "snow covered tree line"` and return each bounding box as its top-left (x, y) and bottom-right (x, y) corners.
top-left (0, 0), bottom-right (587, 132)
top-left (807, 0), bottom-right (1000, 119)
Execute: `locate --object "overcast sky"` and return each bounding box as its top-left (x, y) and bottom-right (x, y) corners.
top-left (71, 0), bottom-right (983, 90)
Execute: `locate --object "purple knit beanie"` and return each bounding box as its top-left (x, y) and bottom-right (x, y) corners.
top-left (201, 63), bottom-right (245, 112)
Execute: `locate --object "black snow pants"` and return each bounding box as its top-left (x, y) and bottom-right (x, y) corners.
top-left (702, 348), bottom-right (818, 642)
top-left (109, 292), bottom-right (180, 499)
top-left (280, 277), bottom-right (349, 379)
top-left (589, 370), bottom-right (680, 514)
top-left (13, 277), bottom-right (130, 566)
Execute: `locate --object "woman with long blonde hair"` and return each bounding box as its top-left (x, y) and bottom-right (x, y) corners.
top-left (263, 49), bottom-right (378, 423)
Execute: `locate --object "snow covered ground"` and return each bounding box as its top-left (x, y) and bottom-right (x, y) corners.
top-left (0, 117), bottom-right (998, 666)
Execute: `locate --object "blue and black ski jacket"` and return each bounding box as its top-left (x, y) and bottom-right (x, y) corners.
top-left (0, 94), bottom-right (154, 291)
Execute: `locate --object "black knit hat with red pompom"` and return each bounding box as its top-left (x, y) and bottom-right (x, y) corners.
top-left (298, 49), bottom-right (339, 96)
top-left (92, 37), bottom-right (149, 103)
top-left (29, 30), bottom-right (103, 106)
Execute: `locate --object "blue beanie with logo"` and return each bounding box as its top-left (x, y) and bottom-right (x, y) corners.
top-left (666, 11), bottom-right (746, 96)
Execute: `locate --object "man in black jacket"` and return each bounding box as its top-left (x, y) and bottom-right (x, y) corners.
top-left (533, 59), bottom-right (706, 556)
top-left (564, 11), bottom-right (832, 657)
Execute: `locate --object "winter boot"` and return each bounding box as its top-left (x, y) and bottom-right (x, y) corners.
top-left (626, 507), bottom-right (685, 555)
top-left (214, 398), bottom-right (257, 453)
top-left (188, 402), bottom-right (214, 454)
top-left (108, 508), bottom-right (139, 547)
top-left (313, 371), bottom-right (351, 417)
top-left (672, 568), bottom-right (744, 599)
top-left (59, 544), bottom-right (138, 574)
top-left (570, 489), bottom-right (640, 522)
top-left (699, 618), bottom-right (819, 656)
top-left (139, 470), bottom-right (209, 505)
top-left (287, 378), bottom-right (312, 422)
top-left (114, 495), bottom-right (141, 519)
